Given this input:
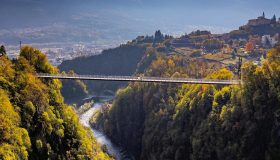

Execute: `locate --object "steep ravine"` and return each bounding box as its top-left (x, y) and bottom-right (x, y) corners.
top-left (79, 101), bottom-right (135, 160)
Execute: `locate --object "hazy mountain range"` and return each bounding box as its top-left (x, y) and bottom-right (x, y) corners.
top-left (1, 0), bottom-right (280, 45)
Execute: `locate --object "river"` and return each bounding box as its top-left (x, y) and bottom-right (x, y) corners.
top-left (79, 101), bottom-right (134, 160)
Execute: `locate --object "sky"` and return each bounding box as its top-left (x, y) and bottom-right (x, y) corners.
top-left (0, 0), bottom-right (280, 44)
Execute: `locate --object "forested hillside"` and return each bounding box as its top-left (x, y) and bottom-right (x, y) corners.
top-left (59, 44), bottom-right (147, 94)
top-left (93, 46), bottom-right (280, 160)
top-left (0, 46), bottom-right (109, 159)
top-left (60, 70), bottom-right (89, 104)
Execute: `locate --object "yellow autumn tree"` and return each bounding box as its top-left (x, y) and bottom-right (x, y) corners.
top-left (0, 89), bottom-right (31, 160)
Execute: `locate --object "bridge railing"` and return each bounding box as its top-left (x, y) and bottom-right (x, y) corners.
top-left (36, 73), bottom-right (241, 85)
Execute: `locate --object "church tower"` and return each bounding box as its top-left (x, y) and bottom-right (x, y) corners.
top-left (272, 14), bottom-right (277, 24)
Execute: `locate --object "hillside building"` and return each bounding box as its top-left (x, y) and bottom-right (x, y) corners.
top-left (262, 35), bottom-right (278, 47)
top-left (247, 12), bottom-right (279, 26)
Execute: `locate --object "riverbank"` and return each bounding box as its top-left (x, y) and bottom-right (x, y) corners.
top-left (78, 100), bottom-right (134, 160)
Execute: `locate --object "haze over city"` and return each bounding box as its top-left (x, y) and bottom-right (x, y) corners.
top-left (1, 0), bottom-right (280, 44)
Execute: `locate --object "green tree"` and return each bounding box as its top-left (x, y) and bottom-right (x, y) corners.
top-left (0, 46), bottom-right (110, 160)
top-left (0, 45), bottom-right (6, 56)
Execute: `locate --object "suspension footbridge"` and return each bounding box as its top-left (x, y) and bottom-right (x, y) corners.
top-left (37, 73), bottom-right (241, 85)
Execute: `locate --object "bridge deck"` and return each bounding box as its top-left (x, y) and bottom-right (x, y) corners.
top-left (36, 73), bottom-right (241, 85)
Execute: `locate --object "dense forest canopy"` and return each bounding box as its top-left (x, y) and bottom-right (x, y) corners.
top-left (0, 46), bottom-right (109, 159)
top-left (93, 45), bottom-right (280, 160)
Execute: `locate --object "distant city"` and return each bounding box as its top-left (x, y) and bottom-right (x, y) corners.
top-left (5, 40), bottom-right (125, 66)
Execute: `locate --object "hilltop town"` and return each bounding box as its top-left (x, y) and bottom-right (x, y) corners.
top-left (247, 12), bottom-right (279, 26)
top-left (124, 13), bottom-right (279, 75)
